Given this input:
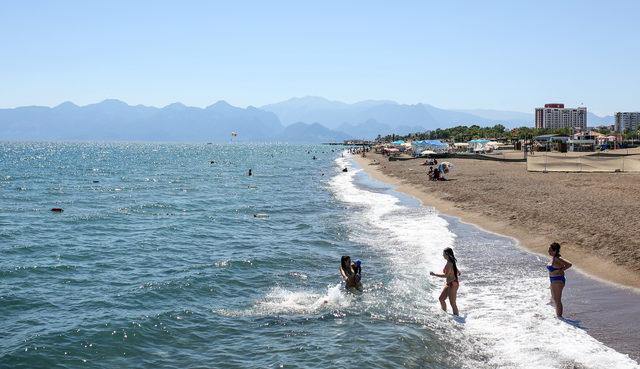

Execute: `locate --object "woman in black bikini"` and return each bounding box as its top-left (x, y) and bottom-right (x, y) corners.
top-left (547, 242), bottom-right (572, 318)
top-left (430, 248), bottom-right (460, 315)
top-left (340, 256), bottom-right (357, 289)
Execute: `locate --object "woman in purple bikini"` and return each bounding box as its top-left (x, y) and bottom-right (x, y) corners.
top-left (547, 242), bottom-right (572, 318)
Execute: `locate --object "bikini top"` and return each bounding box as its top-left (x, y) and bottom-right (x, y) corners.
top-left (443, 265), bottom-right (459, 281)
top-left (546, 265), bottom-right (559, 272)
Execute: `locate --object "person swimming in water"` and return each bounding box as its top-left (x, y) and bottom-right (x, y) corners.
top-left (340, 256), bottom-right (361, 290)
top-left (351, 259), bottom-right (363, 290)
top-left (248, 169), bottom-right (252, 176)
top-left (430, 247), bottom-right (460, 315)
top-left (547, 242), bottom-right (572, 318)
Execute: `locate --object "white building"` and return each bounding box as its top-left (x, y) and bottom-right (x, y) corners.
top-left (615, 112), bottom-right (640, 132)
top-left (535, 103), bottom-right (587, 131)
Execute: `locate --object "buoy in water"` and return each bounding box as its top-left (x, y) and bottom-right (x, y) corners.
top-left (51, 208), bottom-right (63, 212)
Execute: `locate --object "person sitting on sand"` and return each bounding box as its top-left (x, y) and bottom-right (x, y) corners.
top-left (427, 166), bottom-right (434, 178)
top-left (547, 242), bottom-right (572, 318)
top-left (430, 247), bottom-right (460, 315)
top-left (340, 256), bottom-right (358, 289)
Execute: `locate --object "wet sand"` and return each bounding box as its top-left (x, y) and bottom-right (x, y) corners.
top-left (354, 153), bottom-right (640, 289)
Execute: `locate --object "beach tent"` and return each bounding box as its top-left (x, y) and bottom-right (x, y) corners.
top-left (411, 140), bottom-right (449, 156)
top-left (391, 140), bottom-right (405, 145)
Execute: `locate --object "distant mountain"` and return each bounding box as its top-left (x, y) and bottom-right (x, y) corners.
top-left (454, 109), bottom-right (534, 125)
top-left (337, 119), bottom-right (425, 139)
top-left (261, 97), bottom-right (397, 131)
top-left (587, 112), bottom-right (614, 126)
top-left (262, 96), bottom-right (513, 138)
top-left (0, 100), bottom-right (348, 143)
top-left (262, 97), bottom-right (616, 139)
top-left (0, 97), bottom-right (618, 142)
top-left (279, 122), bottom-right (350, 143)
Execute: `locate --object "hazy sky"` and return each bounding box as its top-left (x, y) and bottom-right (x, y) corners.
top-left (1, 0), bottom-right (638, 115)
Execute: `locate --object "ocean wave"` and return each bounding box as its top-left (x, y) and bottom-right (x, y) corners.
top-left (329, 152), bottom-right (639, 369)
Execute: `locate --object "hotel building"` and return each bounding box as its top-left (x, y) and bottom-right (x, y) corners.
top-left (615, 112), bottom-right (640, 132)
top-left (535, 103), bottom-right (587, 131)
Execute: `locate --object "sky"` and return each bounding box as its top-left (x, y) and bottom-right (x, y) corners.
top-left (1, 0), bottom-right (638, 115)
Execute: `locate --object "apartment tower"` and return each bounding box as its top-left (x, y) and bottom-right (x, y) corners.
top-left (615, 112), bottom-right (640, 132)
top-left (534, 103), bottom-right (587, 131)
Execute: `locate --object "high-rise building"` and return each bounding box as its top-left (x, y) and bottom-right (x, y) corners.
top-left (615, 112), bottom-right (640, 132)
top-left (534, 103), bottom-right (587, 131)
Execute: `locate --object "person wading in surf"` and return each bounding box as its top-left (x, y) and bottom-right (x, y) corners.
top-left (430, 247), bottom-right (460, 315)
top-left (340, 256), bottom-right (358, 290)
top-left (547, 242), bottom-right (572, 318)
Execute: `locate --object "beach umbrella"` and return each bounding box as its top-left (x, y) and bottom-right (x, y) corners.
top-left (420, 150), bottom-right (436, 156)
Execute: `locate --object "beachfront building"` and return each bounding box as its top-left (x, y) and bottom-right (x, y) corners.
top-left (533, 134), bottom-right (569, 152)
top-left (615, 112), bottom-right (640, 133)
top-left (535, 103), bottom-right (587, 131)
top-left (568, 131), bottom-right (597, 151)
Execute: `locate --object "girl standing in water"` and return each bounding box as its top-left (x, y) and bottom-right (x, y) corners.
top-left (547, 242), bottom-right (572, 318)
top-left (340, 256), bottom-right (357, 289)
top-left (430, 247), bottom-right (460, 315)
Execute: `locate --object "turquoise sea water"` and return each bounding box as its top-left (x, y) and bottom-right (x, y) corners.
top-left (1, 143), bottom-right (638, 369)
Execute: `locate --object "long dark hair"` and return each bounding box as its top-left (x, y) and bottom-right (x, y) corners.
top-left (443, 247), bottom-right (459, 280)
top-left (550, 242), bottom-right (561, 258)
top-left (341, 256), bottom-right (352, 274)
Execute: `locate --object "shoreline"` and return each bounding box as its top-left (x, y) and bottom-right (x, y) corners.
top-left (352, 154), bottom-right (640, 291)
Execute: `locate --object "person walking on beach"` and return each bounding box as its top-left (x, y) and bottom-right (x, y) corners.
top-left (430, 247), bottom-right (460, 315)
top-left (547, 242), bottom-right (572, 318)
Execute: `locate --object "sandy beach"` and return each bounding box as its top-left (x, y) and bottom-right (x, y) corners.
top-left (354, 152), bottom-right (640, 289)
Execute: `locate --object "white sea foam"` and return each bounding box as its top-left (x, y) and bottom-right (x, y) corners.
top-left (252, 284), bottom-right (351, 315)
top-left (328, 153), bottom-right (639, 369)
top-left (217, 284), bottom-right (351, 318)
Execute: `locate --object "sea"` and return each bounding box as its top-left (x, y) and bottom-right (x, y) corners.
top-left (1, 142), bottom-right (638, 369)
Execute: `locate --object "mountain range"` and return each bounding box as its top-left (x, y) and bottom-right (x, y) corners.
top-left (0, 97), bottom-right (616, 142)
